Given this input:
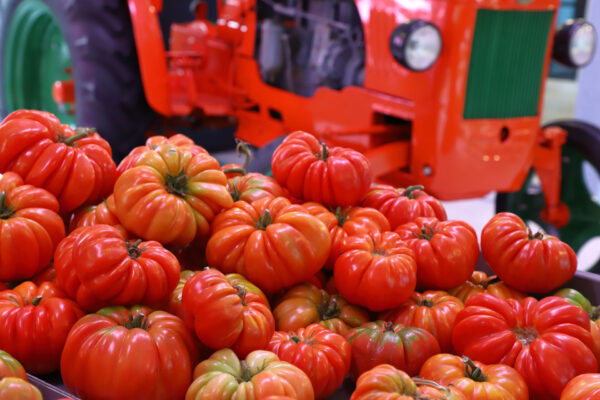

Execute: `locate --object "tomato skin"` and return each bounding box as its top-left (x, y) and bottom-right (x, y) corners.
top-left (31, 264), bottom-right (56, 286)
top-left (0, 171), bottom-right (65, 281)
top-left (0, 281), bottom-right (83, 374)
top-left (361, 184), bottom-right (447, 230)
top-left (113, 144), bottom-right (233, 246)
top-left (182, 269), bottom-right (275, 358)
top-left (481, 212), bottom-right (577, 293)
top-left (449, 271), bottom-right (526, 304)
top-left (394, 217), bottom-right (479, 290)
top-left (187, 349), bottom-right (314, 400)
top-left (0, 110), bottom-right (117, 213)
top-left (273, 283), bottom-right (370, 336)
top-left (272, 131), bottom-right (372, 207)
top-left (229, 173), bottom-right (286, 203)
top-left (207, 196), bottom-right (331, 293)
top-left (379, 291), bottom-right (464, 353)
top-left (0, 377), bottom-right (42, 400)
top-left (61, 306), bottom-right (198, 400)
top-left (452, 293), bottom-right (597, 399)
top-left (54, 225), bottom-right (181, 311)
top-left (0, 350), bottom-right (27, 380)
top-left (68, 195), bottom-right (128, 237)
top-left (420, 354), bottom-right (528, 400)
top-left (267, 324), bottom-right (351, 399)
top-left (345, 321), bottom-right (440, 379)
top-left (560, 373), bottom-right (600, 399)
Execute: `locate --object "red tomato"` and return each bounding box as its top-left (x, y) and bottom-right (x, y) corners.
top-left (206, 196), bottom-right (331, 293)
top-left (345, 321), bottom-right (440, 379)
top-left (273, 283), bottom-right (370, 336)
top-left (229, 173), bottom-right (286, 203)
top-left (268, 324), bottom-right (351, 399)
top-left (0, 281), bottom-right (83, 374)
top-left (182, 269), bottom-right (274, 358)
top-left (379, 291), bottom-right (464, 353)
top-left (0, 377), bottom-right (42, 400)
top-left (307, 270), bottom-right (327, 289)
top-left (394, 217), bottom-right (479, 290)
top-left (560, 373), bottom-right (600, 399)
top-left (481, 212), bottom-right (577, 293)
top-left (68, 195), bottom-right (128, 237)
top-left (0, 110), bottom-right (116, 213)
top-left (187, 349), bottom-right (314, 400)
top-left (113, 143), bottom-right (233, 246)
top-left (0, 171), bottom-right (65, 281)
top-left (31, 264), bottom-right (57, 286)
top-left (452, 294), bottom-right (597, 399)
top-left (449, 271), bottom-right (526, 304)
top-left (361, 184), bottom-right (447, 230)
top-left (420, 354), bottom-right (528, 400)
top-left (334, 231), bottom-right (416, 311)
top-left (272, 131), bottom-right (372, 207)
top-left (61, 306), bottom-right (198, 400)
top-left (351, 364), bottom-right (465, 400)
top-left (0, 350), bottom-right (27, 380)
top-left (304, 203), bottom-right (391, 268)
top-left (54, 225), bottom-right (181, 312)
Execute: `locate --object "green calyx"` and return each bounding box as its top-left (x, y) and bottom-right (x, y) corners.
top-left (126, 239), bottom-right (144, 259)
top-left (317, 143), bottom-right (330, 162)
top-left (333, 206), bottom-right (349, 227)
top-left (320, 295), bottom-right (341, 320)
top-left (0, 192), bottom-right (14, 219)
top-left (123, 313), bottom-right (147, 330)
top-left (527, 228), bottom-right (545, 241)
top-left (413, 224), bottom-right (435, 241)
top-left (462, 356), bottom-right (487, 382)
top-left (402, 185), bottom-right (424, 199)
top-left (255, 210), bottom-right (274, 230)
top-left (164, 170), bottom-right (190, 198)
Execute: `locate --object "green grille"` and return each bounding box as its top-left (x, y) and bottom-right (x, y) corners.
top-left (464, 10), bottom-right (554, 119)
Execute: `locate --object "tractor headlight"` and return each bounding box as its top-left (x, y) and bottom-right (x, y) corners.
top-left (390, 20), bottom-right (442, 72)
top-left (553, 19), bottom-right (596, 68)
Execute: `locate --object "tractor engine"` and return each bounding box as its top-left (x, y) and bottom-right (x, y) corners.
top-left (256, 0), bottom-right (365, 97)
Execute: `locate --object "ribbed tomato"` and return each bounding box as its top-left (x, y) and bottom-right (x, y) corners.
top-left (0, 171), bottom-right (65, 281)
top-left (345, 321), bottom-right (440, 379)
top-left (0, 110), bottom-right (116, 213)
top-left (394, 217), bottom-right (478, 290)
top-left (68, 195), bottom-right (127, 237)
top-left (0, 378), bottom-right (42, 400)
top-left (272, 131), bottom-right (372, 207)
top-left (420, 354), bottom-right (528, 400)
top-left (0, 350), bottom-right (26, 380)
top-left (334, 231), bottom-right (416, 311)
top-left (32, 264), bottom-right (57, 286)
top-left (560, 373), bottom-right (600, 399)
top-left (206, 196), bottom-right (330, 293)
top-left (361, 184), bottom-right (447, 230)
top-left (379, 291), bottom-right (464, 353)
top-left (268, 324), bottom-right (351, 399)
top-left (182, 269), bottom-right (274, 358)
top-left (449, 271), bottom-right (526, 304)
top-left (0, 281), bottom-right (83, 374)
top-left (452, 294), bottom-right (597, 399)
top-left (54, 225), bottom-right (180, 311)
top-left (481, 212), bottom-right (577, 293)
top-left (273, 283), bottom-right (370, 336)
top-left (228, 173), bottom-right (286, 203)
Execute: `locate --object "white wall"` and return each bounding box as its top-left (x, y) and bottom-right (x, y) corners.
top-left (575, 0), bottom-right (600, 126)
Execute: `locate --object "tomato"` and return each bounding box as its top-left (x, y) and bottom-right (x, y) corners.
top-left (560, 373), bottom-right (600, 399)
top-left (229, 173), bottom-right (286, 203)
top-left (307, 270), bottom-right (327, 289)
top-left (0, 350), bottom-right (26, 380)
top-left (334, 231), bottom-right (416, 311)
top-left (267, 324), bottom-right (351, 399)
top-left (481, 212), bottom-right (577, 293)
top-left (452, 294), bottom-right (597, 399)
top-left (117, 133), bottom-right (208, 176)
top-left (31, 264), bottom-right (56, 286)
top-left (0, 281), bottom-right (83, 374)
top-left (272, 131), bottom-right (372, 207)
top-left (394, 217), bottom-right (479, 290)
top-left (361, 184), bottom-right (447, 230)
top-left (54, 225), bottom-right (180, 311)
top-left (0, 110), bottom-right (116, 213)
top-left (0, 171), bottom-right (65, 281)
top-left (351, 364), bottom-right (465, 400)
top-left (62, 306), bottom-right (198, 400)
top-left (379, 291), bottom-right (464, 353)
top-left (206, 196), bottom-right (331, 293)
top-left (113, 143), bottom-right (233, 246)
top-left (420, 354), bottom-right (528, 400)
top-left (304, 203), bottom-right (391, 268)
top-left (449, 271), bottom-right (526, 304)
top-left (151, 269), bottom-right (197, 320)
top-left (68, 195), bottom-right (127, 237)
top-left (0, 377), bottom-right (42, 400)
top-left (187, 349), bottom-right (314, 400)
top-left (345, 321), bottom-right (440, 379)
top-left (182, 269), bottom-right (274, 357)
top-left (273, 283), bottom-right (370, 336)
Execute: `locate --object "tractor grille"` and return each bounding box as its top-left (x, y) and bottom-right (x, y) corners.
top-left (463, 10), bottom-right (554, 119)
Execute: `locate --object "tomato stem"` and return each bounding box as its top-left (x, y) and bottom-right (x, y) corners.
top-left (164, 170), bottom-right (190, 198)
top-left (255, 210), bottom-right (274, 230)
top-left (63, 127), bottom-right (96, 145)
top-left (0, 192), bottom-right (14, 219)
top-left (126, 239), bottom-right (144, 259)
top-left (480, 276), bottom-right (502, 289)
top-left (126, 314), bottom-right (147, 330)
top-left (413, 224), bottom-right (435, 241)
top-left (233, 284), bottom-right (247, 306)
top-left (384, 321), bottom-right (394, 331)
top-left (412, 377), bottom-right (452, 393)
top-left (527, 228), bottom-right (545, 241)
top-left (31, 296), bottom-right (43, 306)
top-left (417, 299), bottom-right (434, 308)
top-left (290, 334), bottom-right (301, 344)
top-left (229, 182), bottom-right (242, 202)
top-left (462, 356), bottom-right (487, 382)
top-left (590, 306), bottom-right (600, 321)
top-left (321, 295), bottom-right (341, 320)
top-left (235, 139), bottom-right (253, 171)
top-left (402, 185), bottom-right (424, 199)
top-left (318, 143), bottom-right (329, 162)
top-left (334, 206), bottom-right (349, 227)
top-left (511, 326), bottom-right (539, 346)
top-left (240, 360), bottom-right (252, 382)
top-left (223, 167), bottom-right (247, 176)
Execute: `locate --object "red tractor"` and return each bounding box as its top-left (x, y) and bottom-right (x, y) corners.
top-left (1, 0), bottom-right (599, 269)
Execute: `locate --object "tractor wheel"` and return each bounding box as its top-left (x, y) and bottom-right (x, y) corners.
top-left (497, 120), bottom-right (600, 273)
top-left (0, 0), bottom-right (153, 160)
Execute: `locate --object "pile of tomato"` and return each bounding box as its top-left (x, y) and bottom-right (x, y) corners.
top-left (0, 109), bottom-right (599, 400)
